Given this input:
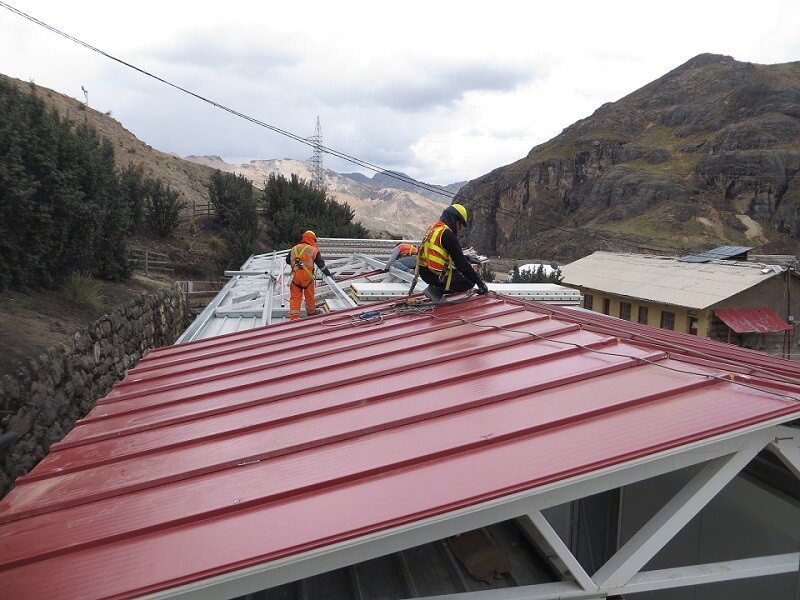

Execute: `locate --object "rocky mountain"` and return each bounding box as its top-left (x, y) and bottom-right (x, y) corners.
top-left (456, 54), bottom-right (800, 261)
top-left (342, 170), bottom-right (467, 204)
top-left (186, 157), bottom-right (444, 237)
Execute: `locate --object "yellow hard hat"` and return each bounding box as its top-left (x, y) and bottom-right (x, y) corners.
top-left (450, 203), bottom-right (468, 224)
top-left (301, 230), bottom-right (317, 245)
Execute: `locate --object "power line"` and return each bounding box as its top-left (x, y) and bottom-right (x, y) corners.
top-left (0, 0), bottom-right (458, 200)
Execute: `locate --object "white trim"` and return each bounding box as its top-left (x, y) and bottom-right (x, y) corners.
top-left (380, 554), bottom-right (800, 600)
top-left (518, 511), bottom-right (596, 592)
top-left (592, 444), bottom-right (764, 588)
top-left (610, 553), bottom-right (800, 594)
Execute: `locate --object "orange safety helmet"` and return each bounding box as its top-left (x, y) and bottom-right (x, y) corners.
top-left (301, 230), bottom-right (317, 245)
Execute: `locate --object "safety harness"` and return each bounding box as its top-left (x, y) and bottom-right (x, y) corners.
top-left (418, 221), bottom-right (456, 292)
top-left (291, 243), bottom-right (317, 289)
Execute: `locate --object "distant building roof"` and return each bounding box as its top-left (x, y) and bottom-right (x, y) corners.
top-left (679, 245), bottom-right (752, 263)
top-left (1, 294), bottom-right (800, 599)
top-left (561, 251), bottom-right (784, 309)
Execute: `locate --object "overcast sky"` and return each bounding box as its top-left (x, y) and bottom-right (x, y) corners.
top-left (2, 0), bottom-right (799, 184)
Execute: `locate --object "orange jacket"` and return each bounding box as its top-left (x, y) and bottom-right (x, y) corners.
top-left (397, 243), bottom-right (419, 258)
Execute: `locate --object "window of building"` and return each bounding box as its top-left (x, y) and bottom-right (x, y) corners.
top-left (619, 302), bottom-right (632, 320)
top-left (602, 298), bottom-right (610, 315)
top-left (660, 310), bottom-right (675, 330)
top-left (638, 306), bottom-right (649, 325)
top-left (584, 294), bottom-right (593, 310)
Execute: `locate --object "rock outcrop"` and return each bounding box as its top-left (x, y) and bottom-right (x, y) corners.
top-left (457, 54), bottom-right (800, 260)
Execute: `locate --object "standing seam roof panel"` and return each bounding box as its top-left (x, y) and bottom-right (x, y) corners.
top-left (1, 294), bottom-right (799, 599)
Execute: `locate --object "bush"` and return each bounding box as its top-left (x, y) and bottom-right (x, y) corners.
top-left (511, 264), bottom-right (564, 283)
top-left (63, 273), bottom-right (104, 310)
top-left (0, 79), bottom-right (130, 290)
top-left (262, 173), bottom-right (368, 248)
top-left (478, 263), bottom-right (495, 282)
top-left (145, 179), bottom-right (185, 237)
top-left (207, 170), bottom-right (261, 268)
top-left (119, 164), bottom-right (148, 232)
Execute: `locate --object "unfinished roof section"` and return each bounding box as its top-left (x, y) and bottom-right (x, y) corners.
top-left (561, 251), bottom-right (784, 309)
top-left (178, 238), bottom-right (580, 343)
top-left (1, 294), bottom-right (799, 599)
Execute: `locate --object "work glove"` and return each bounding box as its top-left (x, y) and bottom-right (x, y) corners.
top-left (382, 267), bottom-right (390, 272)
top-left (323, 268), bottom-right (332, 278)
top-left (476, 281), bottom-right (489, 295)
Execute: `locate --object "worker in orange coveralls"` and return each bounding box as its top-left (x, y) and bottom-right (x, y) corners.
top-left (285, 230), bottom-right (332, 320)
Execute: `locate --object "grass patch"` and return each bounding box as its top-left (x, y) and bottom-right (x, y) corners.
top-left (0, 297), bottom-right (26, 316)
top-left (63, 273), bottom-right (105, 311)
top-left (590, 204), bottom-right (732, 248)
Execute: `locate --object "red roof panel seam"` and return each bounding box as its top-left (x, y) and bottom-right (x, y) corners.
top-left (38, 336), bottom-right (644, 472)
top-left (80, 321), bottom-right (584, 426)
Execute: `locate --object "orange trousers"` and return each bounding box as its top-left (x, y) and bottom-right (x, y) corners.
top-left (289, 280), bottom-right (316, 320)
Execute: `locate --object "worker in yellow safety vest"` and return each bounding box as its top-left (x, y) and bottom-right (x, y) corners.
top-left (285, 230), bottom-right (332, 320)
top-left (383, 242), bottom-right (419, 273)
top-left (417, 203), bottom-right (489, 300)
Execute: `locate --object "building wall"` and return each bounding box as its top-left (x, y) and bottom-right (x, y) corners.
top-left (576, 271), bottom-right (800, 346)
top-left (707, 273), bottom-right (800, 354)
top-left (576, 287), bottom-right (711, 336)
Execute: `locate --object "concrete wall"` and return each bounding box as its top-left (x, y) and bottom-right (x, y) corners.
top-left (0, 286), bottom-right (187, 499)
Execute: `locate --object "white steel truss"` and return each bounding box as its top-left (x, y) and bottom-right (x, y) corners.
top-left (144, 421), bottom-right (800, 600)
top-left (178, 247), bottom-right (581, 342)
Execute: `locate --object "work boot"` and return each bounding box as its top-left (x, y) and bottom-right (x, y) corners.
top-left (423, 286), bottom-right (443, 302)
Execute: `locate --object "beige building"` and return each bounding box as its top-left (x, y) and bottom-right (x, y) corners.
top-left (560, 251), bottom-right (799, 352)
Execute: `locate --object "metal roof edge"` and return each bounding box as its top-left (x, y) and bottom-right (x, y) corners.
top-left (139, 422), bottom-right (790, 600)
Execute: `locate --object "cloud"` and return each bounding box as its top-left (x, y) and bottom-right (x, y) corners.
top-left (310, 60), bottom-right (538, 112)
top-left (146, 32), bottom-right (301, 79)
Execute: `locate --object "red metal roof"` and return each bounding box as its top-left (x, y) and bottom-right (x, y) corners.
top-left (714, 307), bottom-right (792, 334)
top-left (1, 294), bottom-right (799, 599)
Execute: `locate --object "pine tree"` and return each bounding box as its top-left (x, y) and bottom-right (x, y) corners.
top-left (206, 170), bottom-right (261, 268)
top-left (144, 179), bottom-right (185, 238)
top-left (262, 173), bottom-right (368, 248)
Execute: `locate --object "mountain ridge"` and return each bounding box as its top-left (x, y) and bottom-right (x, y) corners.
top-left (184, 156), bottom-right (443, 237)
top-left (457, 53), bottom-right (800, 260)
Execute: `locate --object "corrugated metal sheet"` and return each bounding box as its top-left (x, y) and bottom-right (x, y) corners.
top-left (715, 307), bottom-right (792, 333)
top-left (679, 245), bottom-right (753, 263)
top-left (561, 251), bottom-right (783, 309)
top-left (1, 294), bottom-right (799, 599)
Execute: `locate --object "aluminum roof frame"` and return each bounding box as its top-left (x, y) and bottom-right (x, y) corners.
top-left (177, 251), bottom-right (400, 342)
top-left (178, 248), bottom-right (580, 342)
top-left (2, 295), bottom-right (800, 599)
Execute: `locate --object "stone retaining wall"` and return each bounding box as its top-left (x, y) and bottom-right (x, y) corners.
top-left (0, 285), bottom-right (187, 498)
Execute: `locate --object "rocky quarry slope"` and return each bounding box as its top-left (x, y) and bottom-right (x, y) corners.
top-left (457, 54), bottom-right (800, 260)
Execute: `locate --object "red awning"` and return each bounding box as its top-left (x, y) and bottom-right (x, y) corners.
top-left (714, 307), bottom-right (791, 333)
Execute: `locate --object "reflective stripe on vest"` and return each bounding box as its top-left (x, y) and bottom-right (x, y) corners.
top-left (419, 221), bottom-right (451, 274)
top-left (398, 243), bottom-right (418, 258)
top-left (292, 243), bottom-right (317, 281)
